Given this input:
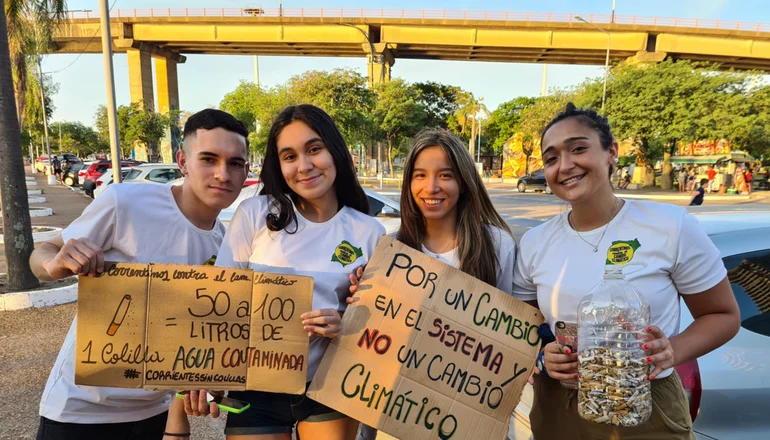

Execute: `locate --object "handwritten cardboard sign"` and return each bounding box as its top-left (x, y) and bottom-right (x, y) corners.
top-left (307, 236), bottom-right (544, 440)
top-left (75, 263), bottom-right (313, 394)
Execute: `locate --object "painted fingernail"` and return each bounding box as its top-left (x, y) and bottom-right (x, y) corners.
top-left (646, 357), bottom-right (651, 363)
top-left (643, 344), bottom-right (649, 350)
top-left (646, 326), bottom-right (652, 332)
top-left (649, 375), bottom-right (655, 380)
top-left (564, 348), bottom-right (571, 354)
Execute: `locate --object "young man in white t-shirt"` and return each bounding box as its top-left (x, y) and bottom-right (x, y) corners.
top-left (29, 109), bottom-right (250, 440)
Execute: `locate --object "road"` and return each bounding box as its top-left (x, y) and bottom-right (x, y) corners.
top-left (377, 186), bottom-right (770, 240)
top-left (1, 186), bottom-right (768, 439)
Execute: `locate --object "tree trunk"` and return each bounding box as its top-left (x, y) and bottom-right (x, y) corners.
top-left (387, 138), bottom-right (395, 178)
top-left (0, 2), bottom-right (40, 291)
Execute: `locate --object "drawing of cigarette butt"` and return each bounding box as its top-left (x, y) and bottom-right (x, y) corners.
top-left (107, 295), bottom-right (132, 336)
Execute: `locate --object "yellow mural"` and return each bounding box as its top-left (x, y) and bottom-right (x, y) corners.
top-left (677, 139), bottom-right (731, 156)
top-left (502, 132), bottom-right (544, 178)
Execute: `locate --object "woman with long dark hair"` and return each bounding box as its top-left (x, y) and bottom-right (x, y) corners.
top-left (216, 104), bottom-right (384, 440)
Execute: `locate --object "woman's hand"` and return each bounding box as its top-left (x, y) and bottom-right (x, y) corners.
top-left (642, 325), bottom-right (675, 380)
top-left (346, 267), bottom-right (364, 304)
top-left (541, 342), bottom-right (579, 382)
top-left (182, 390), bottom-right (222, 418)
top-left (301, 309), bottom-right (342, 338)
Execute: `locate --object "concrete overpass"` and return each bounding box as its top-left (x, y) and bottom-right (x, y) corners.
top-left (51, 7), bottom-right (770, 115)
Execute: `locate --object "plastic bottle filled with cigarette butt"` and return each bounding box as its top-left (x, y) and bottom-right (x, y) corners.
top-left (576, 265), bottom-right (651, 427)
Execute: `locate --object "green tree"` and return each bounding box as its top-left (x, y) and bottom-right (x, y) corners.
top-left (372, 79), bottom-right (426, 177)
top-left (286, 69), bottom-right (375, 148)
top-left (604, 59), bottom-right (752, 188)
top-left (412, 81), bottom-right (463, 129)
top-left (452, 92), bottom-right (488, 158)
top-left (49, 121), bottom-right (107, 157)
top-left (95, 102), bottom-right (169, 159)
top-left (485, 96), bottom-right (536, 154)
top-left (21, 67), bottom-right (56, 158)
top-left (220, 81), bottom-right (291, 158)
top-left (6, 0), bottom-right (66, 130)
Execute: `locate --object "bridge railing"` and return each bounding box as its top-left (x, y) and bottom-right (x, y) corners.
top-left (61, 8), bottom-right (770, 33)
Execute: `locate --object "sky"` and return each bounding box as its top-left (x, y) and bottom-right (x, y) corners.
top-left (42, 0), bottom-right (770, 126)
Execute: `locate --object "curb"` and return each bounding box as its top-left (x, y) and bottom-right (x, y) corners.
top-left (27, 181), bottom-right (39, 187)
top-left (28, 189), bottom-right (42, 195)
top-left (0, 280), bottom-right (77, 311)
top-left (29, 207), bottom-right (53, 217)
top-left (0, 226), bottom-right (62, 244)
top-left (28, 196), bottom-right (46, 204)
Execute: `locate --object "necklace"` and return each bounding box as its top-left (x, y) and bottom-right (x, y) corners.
top-left (567, 198), bottom-right (621, 252)
top-left (424, 239), bottom-right (456, 258)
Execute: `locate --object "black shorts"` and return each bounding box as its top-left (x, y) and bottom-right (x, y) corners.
top-left (36, 411), bottom-right (167, 440)
top-left (54, 169), bottom-right (62, 174)
top-left (225, 384), bottom-right (347, 435)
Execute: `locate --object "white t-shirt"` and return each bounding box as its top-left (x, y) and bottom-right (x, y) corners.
top-left (420, 226), bottom-right (516, 295)
top-left (513, 200), bottom-right (726, 379)
top-left (40, 183), bottom-right (226, 423)
top-left (216, 195), bottom-right (385, 380)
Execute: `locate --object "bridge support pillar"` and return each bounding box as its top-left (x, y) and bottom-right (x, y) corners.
top-left (365, 43), bottom-right (395, 88)
top-left (127, 48), bottom-right (154, 110)
top-left (627, 51), bottom-right (668, 65)
top-left (155, 57), bottom-right (181, 163)
top-left (127, 48), bottom-right (155, 161)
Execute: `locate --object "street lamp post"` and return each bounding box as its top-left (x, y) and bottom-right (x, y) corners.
top-left (99, 0), bottom-right (122, 182)
top-left (576, 16), bottom-right (611, 112)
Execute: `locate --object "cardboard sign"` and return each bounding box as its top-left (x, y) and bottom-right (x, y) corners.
top-left (75, 263), bottom-right (313, 394)
top-left (307, 236), bottom-right (544, 440)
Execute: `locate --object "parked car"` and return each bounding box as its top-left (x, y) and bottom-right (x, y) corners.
top-left (517, 169), bottom-right (551, 194)
top-left (81, 160), bottom-right (142, 197)
top-left (123, 163), bottom-right (183, 184)
top-left (62, 162), bottom-right (88, 186)
top-left (61, 153), bottom-right (81, 166)
top-left (216, 185), bottom-right (401, 234)
top-left (509, 211), bottom-right (770, 440)
top-left (167, 172), bottom-right (260, 188)
top-left (92, 168), bottom-right (133, 198)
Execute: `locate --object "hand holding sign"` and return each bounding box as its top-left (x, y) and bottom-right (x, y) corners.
top-left (302, 309), bottom-right (343, 337)
top-left (44, 237), bottom-right (104, 278)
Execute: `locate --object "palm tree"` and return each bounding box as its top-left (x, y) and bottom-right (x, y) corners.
top-left (1, 0), bottom-right (65, 291)
top-left (6, 0), bottom-right (66, 129)
top-left (453, 92), bottom-right (488, 158)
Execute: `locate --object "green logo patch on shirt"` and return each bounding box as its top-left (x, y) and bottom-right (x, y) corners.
top-left (332, 241), bottom-right (362, 267)
top-left (606, 239), bottom-right (641, 265)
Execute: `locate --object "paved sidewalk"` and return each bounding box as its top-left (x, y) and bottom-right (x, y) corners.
top-left (0, 167), bottom-right (92, 274)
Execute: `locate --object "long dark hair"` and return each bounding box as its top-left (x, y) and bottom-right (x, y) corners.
top-left (259, 104), bottom-right (369, 232)
top-left (397, 129), bottom-right (512, 286)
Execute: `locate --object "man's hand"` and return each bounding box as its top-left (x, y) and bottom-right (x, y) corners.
top-left (42, 238), bottom-right (104, 278)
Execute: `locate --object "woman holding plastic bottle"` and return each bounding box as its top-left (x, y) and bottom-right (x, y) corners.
top-left (513, 103), bottom-right (740, 439)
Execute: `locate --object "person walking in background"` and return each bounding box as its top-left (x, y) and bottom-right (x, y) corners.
top-left (689, 178), bottom-right (709, 206)
top-left (687, 167), bottom-right (696, 192)
top-left (51, 155), bottom-right (62, 184)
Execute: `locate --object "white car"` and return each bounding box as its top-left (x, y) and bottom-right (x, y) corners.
top-left (123, 163), bottom-right (182, 184)
top-left (92, 168), bottom-right (132, 198)
top-left (216, 185), bottom-right (401, 235)
top-left (509, 211), bottom-right (770, 440)
top-left (94, 164), bottom-right (182, 198)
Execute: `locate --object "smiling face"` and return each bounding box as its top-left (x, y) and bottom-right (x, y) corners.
top-left (177, 127), bottom-right (249, 210)
top-left (541, 117), bottom-right (617, 204)
top-left (410, 146), bottom-right (461, 223)
top-left (277, 120), bottom-right (337, 204)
